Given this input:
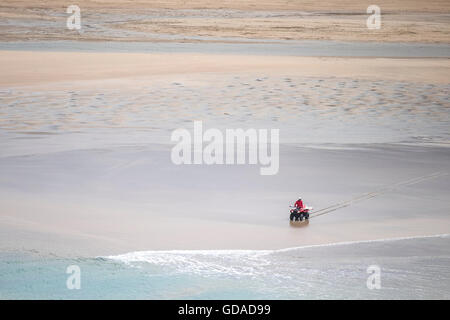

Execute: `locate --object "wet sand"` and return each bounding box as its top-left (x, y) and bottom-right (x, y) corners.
top-left (0, 144), bottom-right (449, 257)
top-left (0, 0), bottom-right (449, 258)
top-left (0, 48), bottom-right (449, 257)
top-left (1, 0), bottom-right (450, 301)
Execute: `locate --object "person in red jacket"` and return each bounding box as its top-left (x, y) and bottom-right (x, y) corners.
top-left (294, 197), bottom-right (304, 211)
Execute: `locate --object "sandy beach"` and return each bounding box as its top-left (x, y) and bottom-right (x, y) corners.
top-left (1, 0), bottom-right (450, 43)
top-left (0, 48), bottom-right (449, 257)
top-left (1, 144), bottom-right (449, 258)
top-left (0, 0), bottom-right (449, 299)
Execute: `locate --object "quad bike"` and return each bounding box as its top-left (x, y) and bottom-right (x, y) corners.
top-left (289, 205), bottom-right (312, 222)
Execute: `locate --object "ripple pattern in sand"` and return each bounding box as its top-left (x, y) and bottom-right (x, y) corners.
top-left (0, 75), bottom-right (449, 144)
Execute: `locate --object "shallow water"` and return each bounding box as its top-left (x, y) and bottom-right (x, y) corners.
top-left (1, 235), bottom-right (449, 299)
top-left (1, 40), bottom-right (450, 57)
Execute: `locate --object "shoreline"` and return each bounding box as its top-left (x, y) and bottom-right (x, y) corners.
top-left (1, 143), bottom-right (449, 257)
top-left (2, 234), bottom-right (449, 299)
top-left (1, 0), bottom-right (450, 300)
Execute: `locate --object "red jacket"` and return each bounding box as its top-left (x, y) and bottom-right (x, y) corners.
top-left (294, 199), bottom-right (304, 209)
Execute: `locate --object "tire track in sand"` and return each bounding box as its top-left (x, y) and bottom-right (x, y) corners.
top-left (310, 171), bottom-right (448, 219)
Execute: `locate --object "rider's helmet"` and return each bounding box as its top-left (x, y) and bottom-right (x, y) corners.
top-left (298, 196), bottom-right (302, 200)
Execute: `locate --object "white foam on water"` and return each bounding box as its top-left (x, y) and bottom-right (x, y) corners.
top-left (104, 233), bottom-right (450, 277)
top-left (276, 233), bottom-right (450, 253)
top-left (106, 249), bottom-right (274, 277)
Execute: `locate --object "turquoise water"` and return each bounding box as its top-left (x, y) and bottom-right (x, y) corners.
top-left (1, 235), bottom-right (450, 299)
top-left (0, 253), bottom-right (289, 299)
